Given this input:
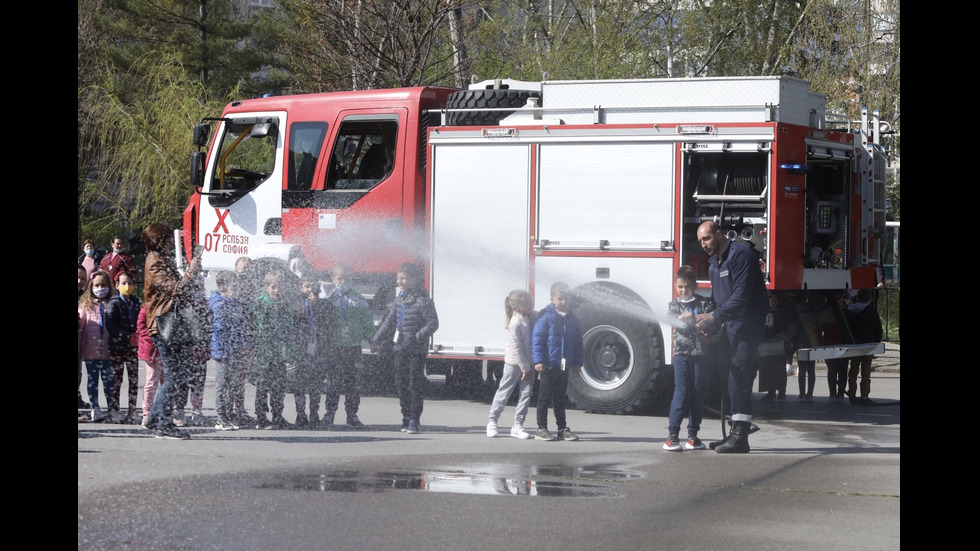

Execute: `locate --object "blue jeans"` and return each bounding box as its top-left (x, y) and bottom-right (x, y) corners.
top-left (668, 354), bottom-right (709, 437)
top-left (85, 359), bottom-right (114, 410)
top-left (145, 335), bottom-right (191, 431)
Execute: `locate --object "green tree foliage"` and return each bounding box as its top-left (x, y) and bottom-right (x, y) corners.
top-left (271, 0), bottom-right (462, 92)
top-left (78, 50), bottom-right (227, 237)
top-left (466, 1), bottom-right (678, 81)
top-left (77, 0), bottom-right (899, 252)
top-left (92, 0), bottom-right (287, 99)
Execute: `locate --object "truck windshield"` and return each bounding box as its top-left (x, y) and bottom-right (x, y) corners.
top-left (210, 120), bottom-right (279, 195)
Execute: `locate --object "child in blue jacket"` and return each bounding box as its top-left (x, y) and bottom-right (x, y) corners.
top-left (532, 282), bottom-right (584, 442)
top-left (209, 271), bottom-right (250, 430)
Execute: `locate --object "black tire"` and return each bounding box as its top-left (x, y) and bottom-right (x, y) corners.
top-left (567, 288), bottom-right (667, 415)
top-left (445, 89), bottom-right (540, 126)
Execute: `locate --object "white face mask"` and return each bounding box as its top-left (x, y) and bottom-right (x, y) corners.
top-left (93, 288), bottom-right (110, 299)
top-left (112, 247), bottom-right (123, 254)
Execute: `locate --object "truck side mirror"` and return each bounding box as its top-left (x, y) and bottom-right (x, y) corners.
top-left (250, 122), bottom-right (273, 138)
top-left (190, 151), bottom-right (205, 188)
top-left (192, 124), bottom-right (211, 148)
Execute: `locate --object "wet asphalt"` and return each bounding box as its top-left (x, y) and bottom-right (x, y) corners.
top-left (78, 343), bottom-right (899, 551)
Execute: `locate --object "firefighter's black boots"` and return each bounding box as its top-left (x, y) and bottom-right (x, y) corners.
top-left (715, 421), bottom-right (751, 454)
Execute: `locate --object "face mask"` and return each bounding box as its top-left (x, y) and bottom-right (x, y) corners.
top-left (84, 249), bottom-right (94, 256)
top-left (334, 283), bottom-right (348, 295)
top-left (117, 284), bottom-right (133, 297)
top-left (93, 288), bottom-right (110, 299)
top-left (113, 247), bottom-right (123, 254)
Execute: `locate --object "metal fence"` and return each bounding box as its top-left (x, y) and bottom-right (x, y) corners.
top-left (877, 286), bottom-right (900, 342)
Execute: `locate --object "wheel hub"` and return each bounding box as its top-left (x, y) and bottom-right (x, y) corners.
top-left (581, 325), bottom-right (634, 390)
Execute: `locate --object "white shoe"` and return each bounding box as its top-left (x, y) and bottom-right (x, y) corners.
top-left (91, 407), bottom-right (107, 422)
top-left (510, 425), bottom-right (531, 439)
top-left (487, 421), bottom-right (498, 437)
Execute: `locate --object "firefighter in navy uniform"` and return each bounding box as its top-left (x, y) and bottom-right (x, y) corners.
top-left (695, 221), bottom-right (770, 454)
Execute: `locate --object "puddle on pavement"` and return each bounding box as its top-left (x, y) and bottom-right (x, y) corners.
top-left (257, 463), bottom-right (643, 498)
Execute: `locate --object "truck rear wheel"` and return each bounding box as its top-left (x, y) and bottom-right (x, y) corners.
top-left (567, 296), bottom-right (666, 415)
top-left (445, 89), bottom-right (540, 126)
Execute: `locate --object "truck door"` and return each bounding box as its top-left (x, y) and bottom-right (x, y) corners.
top-left (197, 113), bottom-right (285, 272)
top-left (280, 112), bottom-right (409, 275)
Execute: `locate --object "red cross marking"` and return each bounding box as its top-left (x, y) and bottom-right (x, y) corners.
top-left (212, 208), bottom-right (231, 233)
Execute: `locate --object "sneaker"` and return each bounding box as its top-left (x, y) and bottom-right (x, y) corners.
top-left (322, 413), bottom-right (336, 426)
top-left (256, 418), bottom-right (273, 430)
top-left (347, 415), bottom-right (365, 429)
top-left (188, 410), bottom-right (205, 426)
top-left (273, 417), bottom-right (292, 430)
top-left (400, 418), bottom-right (410, 432)
top-left (308, 418), bottom-right (320, 430)
top-left (804, 394), bottom-right (813, 401)
top-left (683, 436), bottom-right (706, 450)
top-left (796, 394), bottom-right (806, 401)
top-left (78, 397), bottom-right (91, 409)
top-left (535, 428), bottom-right (557, 441)
top-left (510, 425), bottom-right (531, 439)
top-left (858, 397), bottom-right (875, 406)
top-left (294, 415), bottom-right (309, 429)
top-left (487, 421), bottom-right (498, 438)
top-left (155, 427), bottom-right (190, 440)
top-left (558, 428), bottom-right (579, 441)
top-left (215, 420), bottom-right (238, 431)
top-left (663, 434), bottom-right (682, 451)
top-left (406, 419), bottom-right (420, 434)
top-left (173, 409), bottom-right (186, 426)
top-left (776, 391), bottom-right (787, 402)
top-left (91, 407), bottom-right (107, 423)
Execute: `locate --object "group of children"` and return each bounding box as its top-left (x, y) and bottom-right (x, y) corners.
top-left (81, 258), bottom-right (884, 448)
top-left (486, 282), bottom-right (583, 442)
top-left (209, 261), bottom-right (379, 431)
top-left (78, 268), bottom-right (147, 424)
top-left (79, 254), bottom-right (586, 441)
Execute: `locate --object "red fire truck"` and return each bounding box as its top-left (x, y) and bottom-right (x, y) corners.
top-left (183, 76), bottom-right (891, 414)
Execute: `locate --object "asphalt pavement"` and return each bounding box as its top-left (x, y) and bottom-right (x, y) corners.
top-left (78, 342), bottom-right (899, 551)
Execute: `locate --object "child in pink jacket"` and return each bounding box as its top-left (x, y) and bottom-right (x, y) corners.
top-left (136, 304), bottom-right (164, 428)
top-left (78, 270), bottom-right (115, 422)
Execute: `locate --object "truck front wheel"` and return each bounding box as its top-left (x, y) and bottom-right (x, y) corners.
top-left (567, 301), bottom-right (666, 415)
